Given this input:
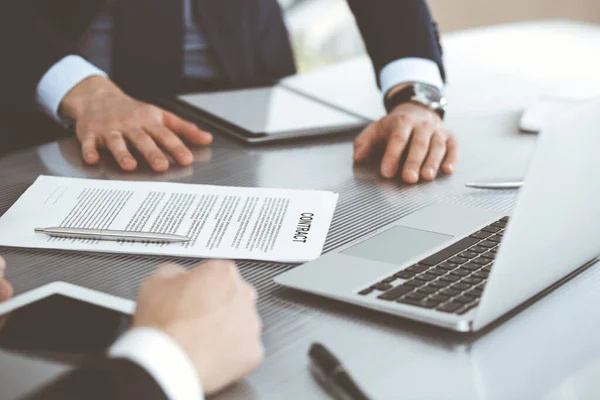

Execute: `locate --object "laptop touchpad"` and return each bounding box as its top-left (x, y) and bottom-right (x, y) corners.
top-left (342, 226), bottom-right (452, 266)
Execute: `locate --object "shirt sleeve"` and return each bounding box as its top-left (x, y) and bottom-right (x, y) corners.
top-left (36, 55), bottom-right (108, 122)
top-left (379, 57), bottom-right (444, 98)
top-left (109, 327), bottom-right (204, 400)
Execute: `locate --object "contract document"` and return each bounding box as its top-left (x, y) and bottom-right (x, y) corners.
top-left (0, 176), bottom-right (339, 263)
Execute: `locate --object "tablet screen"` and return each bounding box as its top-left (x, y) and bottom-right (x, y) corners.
top-left (178, 86), bottom-right (367, 136)
top-left (0, 295), bottom-right (130, 357)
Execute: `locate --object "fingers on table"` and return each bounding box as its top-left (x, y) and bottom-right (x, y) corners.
top-left (421, 131), bottom-right (448, 181)
top-left (353, 123), bottom-right (378, 162)
top-left (105, 131), bottom-right (138, 171)
top-left (146, 125), bottom-right (194, 166)
top-left (80, 134), bottom-right (101, 165)
top-left (164, 111), bottom-right (213, 146)
top-left (381, 119), bottom-right (412, 179)
top-left (0, 279), bottom-right (13, 302)
top-left (401, 122), bottom-right (436, 183)
top-left (441, 133), bottom-right (459, 175)
top-left (153, 263), bottom-right (187, 280)
top-left (127, 129), bottom-right (170, 172)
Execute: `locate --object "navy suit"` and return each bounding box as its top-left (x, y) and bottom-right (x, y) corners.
top-left (0, 0), bottom-right (444, 152)
top-left (24, 358), bottom-right (169, 400)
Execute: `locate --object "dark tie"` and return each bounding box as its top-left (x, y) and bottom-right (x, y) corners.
top-left (113, 0), bottom-right (184, 97)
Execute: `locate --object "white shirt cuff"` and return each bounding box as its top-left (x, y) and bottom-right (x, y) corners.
top-left (379, 57), bottom-right (444, 98)
top-left (109, 327), bottom-right (204, 400)
top-left (36, 55), bottom-right (108, 122)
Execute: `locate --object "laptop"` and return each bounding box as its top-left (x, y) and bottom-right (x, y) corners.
top-left (274, 99), bottom-right (600, 333)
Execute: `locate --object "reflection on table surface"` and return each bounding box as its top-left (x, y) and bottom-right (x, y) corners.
top-left (0, 348), bottom-right (72, 400)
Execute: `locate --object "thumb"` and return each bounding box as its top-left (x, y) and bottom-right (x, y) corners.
top-left (153, 263), bottom-right (187, 280)
top-left (0, 279), bottom-right (13, 303)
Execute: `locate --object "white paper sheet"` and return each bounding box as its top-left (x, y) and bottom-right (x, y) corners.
top-left (0, 176), bottom-right (338, 263)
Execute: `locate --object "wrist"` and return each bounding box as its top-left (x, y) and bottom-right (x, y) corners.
top-left (385, 82), bottom-right (412, 100)
top-left (384, 82), bottom-right (446, 119)
top-left (110, 327), bottom-right (204, 400)
top-left (59, 76), bottom-right (124, 121)
top-left (391, 101), bottom-right (442, 121)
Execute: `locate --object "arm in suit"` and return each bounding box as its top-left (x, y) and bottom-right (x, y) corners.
top-left (346, 0), bottom-right (445, 91)
top-left (22, 327), bottom-right (204, 400)
top-left (346, 0), bottom-right (458, 184)
top-left (0, 0), bottom-right (107, 153)
top-left (24, 358), bottom-right (168, 400)
top-left (0, 0), bottom-right (83, 108)
top-left (18, 261), bottom-right (263, 400)
top-left (0, 0), bottom-right (211, 169)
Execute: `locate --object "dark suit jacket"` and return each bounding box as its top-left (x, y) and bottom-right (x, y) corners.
top-left (0, 0), bottom-right (444, 150)
top-left (24, 358), bottom-right (168, 400)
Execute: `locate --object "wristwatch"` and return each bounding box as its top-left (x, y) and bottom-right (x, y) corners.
top-left (384, 82), bottom-right (447, 119)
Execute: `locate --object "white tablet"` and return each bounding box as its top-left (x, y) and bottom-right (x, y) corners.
top-left (0, 282), bottom-right (135, 358)
top-left (174, 85), bottom-right (370, 143)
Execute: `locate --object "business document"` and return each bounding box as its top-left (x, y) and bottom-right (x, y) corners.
top-left (0, 176), bottom-right (338, 262)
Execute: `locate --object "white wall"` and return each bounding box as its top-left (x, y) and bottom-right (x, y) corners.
top-left (285, 0), bottom-right (600, 71)
top-left (429, 0), bottom-right (600, 32)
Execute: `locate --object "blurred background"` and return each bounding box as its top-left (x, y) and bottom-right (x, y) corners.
top-left (280, 0), bottom-right (600, 72)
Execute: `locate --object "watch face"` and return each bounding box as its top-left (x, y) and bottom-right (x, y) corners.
top-left (414, 84), bottom-right (443, 104)
top-left (384, 83), bottom-right (447, 116)
top-left (412, 84), bottom-right (447, 114)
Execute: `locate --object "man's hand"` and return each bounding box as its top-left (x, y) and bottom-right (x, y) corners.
top-left (60, 76), bottom-right (213, 172)
top-left (0, 255), bottom-right (13, 302)
top-left (133, 260), bottom-right (263, 395)
top-left (353, 102), bottom-right (458, 184)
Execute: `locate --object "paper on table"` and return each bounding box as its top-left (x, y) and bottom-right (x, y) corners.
top-left (0, 176), bottom-right (338, 263)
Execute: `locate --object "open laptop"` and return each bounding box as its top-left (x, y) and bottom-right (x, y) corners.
top-left (275, 99), bottom-right (600, 333)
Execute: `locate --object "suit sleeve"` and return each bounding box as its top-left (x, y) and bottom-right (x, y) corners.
top-left (0, 0), bottom-right (75, 107)
top-left (346, 0), bottom-right (446, 85)
top-left (23, 358), bottom-right (168, 400)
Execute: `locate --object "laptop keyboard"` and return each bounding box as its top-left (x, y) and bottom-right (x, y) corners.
top-left (358, 217), bottom-right (509, 315)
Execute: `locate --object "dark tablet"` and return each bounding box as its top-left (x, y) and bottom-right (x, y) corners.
top-left (0, 282), bottom-right (134, 360)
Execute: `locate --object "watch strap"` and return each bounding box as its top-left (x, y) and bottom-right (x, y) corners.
top-left (385, 84), bottom-right (445, 119)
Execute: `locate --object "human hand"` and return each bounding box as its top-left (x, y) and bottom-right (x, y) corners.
top-left (60, 76), bottom-right (213, 172)
top-left (0, 255), bottom-right (13, 303)
top-left (353, 102), bottom-right (458, 184)
top-left (133, 260), bottom-right (263, 394)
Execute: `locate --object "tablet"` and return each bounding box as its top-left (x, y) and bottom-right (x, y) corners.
top-left (0, 282), bottom-right (135, 359)
top-left (174, 85), bottom-right (371, 144)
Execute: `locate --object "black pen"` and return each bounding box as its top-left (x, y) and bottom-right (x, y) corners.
top-left (309, 342), bottom-right (370, 400)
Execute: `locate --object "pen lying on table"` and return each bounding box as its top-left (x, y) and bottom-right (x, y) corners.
top-left (34, 227), bottom-right (190, 244)
top-left (465, 180), bottom-right (523, 190)
top-left (309, 342), bottom-right (370, 400)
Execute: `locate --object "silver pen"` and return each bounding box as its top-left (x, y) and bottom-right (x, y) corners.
top-left (34, 227), bottom-right (190, 243)
top-left (465, 181), bottom-right (523, 190)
